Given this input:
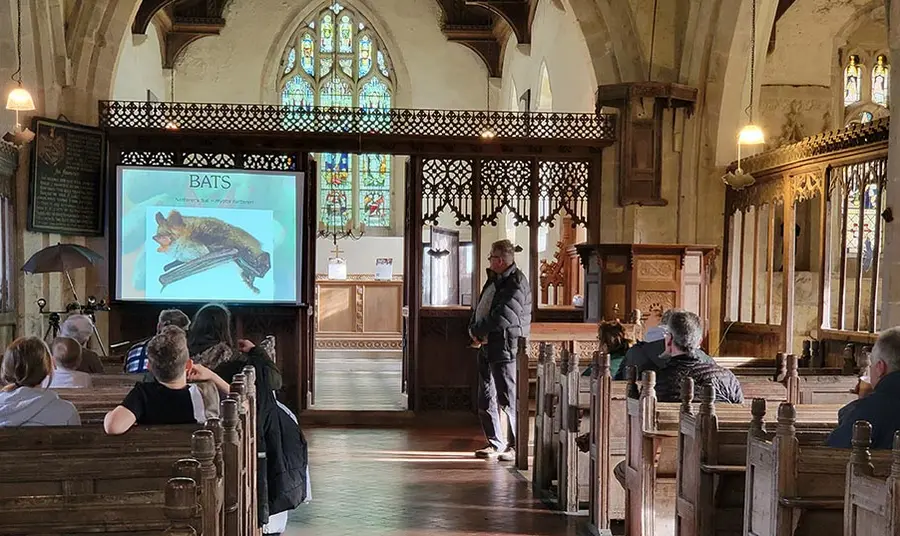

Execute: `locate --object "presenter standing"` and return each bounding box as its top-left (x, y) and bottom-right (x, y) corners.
top-left (468, 240), bottom-right (531, 462)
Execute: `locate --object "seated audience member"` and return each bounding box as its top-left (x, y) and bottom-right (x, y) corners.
top-left (652, 311), bottom-right (744, 404)
top-left (60, 314), bottom-right (105, 374)
top-left (125, 309), bottom-right (191, 373)
top-left (42, 337), bottom-right (92, 389)
top-left (827, 327), bottom-right (900, 449)
top-left (104, 326), bottom-right (226, 435)
top-left (0, 337), bottom-right (81, 426)
top-left (583, 321), bottom-right (630, 377)
top-left (613, 308), bottom-right (715, 380)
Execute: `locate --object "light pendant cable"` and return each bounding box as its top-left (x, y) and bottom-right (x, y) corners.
top-left (165, 69), bottom-right (179, 130)
top-left (647, 0), bottom-right (659, 81)
top-left (738, 0), bottom-right (764, 146)
top-left (6, 0), bottom-right (36, 125)
top-left (482, 74), bottom-right (495, 139)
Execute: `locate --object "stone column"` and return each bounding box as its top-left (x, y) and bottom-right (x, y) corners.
top-left (881, 0), bottom-right (900, 327)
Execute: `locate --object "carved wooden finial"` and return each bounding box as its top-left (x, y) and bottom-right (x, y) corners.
top-left (851, 421), bottom-right (874, 476)
top-left (680, 378), bottom-right (694, 415)
top-left (592, 351), bottom-right (610, 380)
top-left (559, 347), bottom-right (576, 375)
top-left (892, 431), bottom-right (900, 478)
top-left (172, 458), bottom-right (201, 483)
top-left (750, 399), bottom-right (767, 438)
top-left (786, 354), bottom-right (799, 379)
top-left (775, 352), bottom-right (786, 382)
top-left (699, 383), bottom-right (715, 415)
top-left (626, 366), bottom-right (639, 399)
top-left (776, 402), bottom-right (796, 437)
top-left (221, 398), bottom-right (238, 431)
top-left (640, 370), bottom-right (656, 400)
top-left (191, 430), bottom-right (216, 465)
top-left (163, 477), bottom-right (199, 535)
top-left (859, 347), bottom-right (872, 370)
top-left (843, 344), bottom-right (855, 373)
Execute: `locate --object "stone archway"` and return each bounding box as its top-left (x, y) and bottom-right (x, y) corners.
top-left (563, 0), bottom-right (644, 84)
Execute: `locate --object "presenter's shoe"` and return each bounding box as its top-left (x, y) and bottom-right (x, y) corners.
top-left (498, 448), bottom-right (516, 462)
top-left (475, 445), bottom-right (500, 459)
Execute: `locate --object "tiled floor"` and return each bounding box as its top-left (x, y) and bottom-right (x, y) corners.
top-left (312, 354), bottom-right (407, 411)
top-left (283, 427), bottom-right (581, 536)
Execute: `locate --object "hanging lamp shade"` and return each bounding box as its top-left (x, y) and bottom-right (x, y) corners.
top-left (738, 124), bottom-right (765, 145)
top-left (6, 86), bottom-right (35, 111)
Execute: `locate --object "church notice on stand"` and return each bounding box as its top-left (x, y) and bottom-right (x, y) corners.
top-left (375, 258), bottom-right (393, 281)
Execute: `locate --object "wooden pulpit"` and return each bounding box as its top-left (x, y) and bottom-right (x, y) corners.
top-left (575, 243), bottom-right (717, 337)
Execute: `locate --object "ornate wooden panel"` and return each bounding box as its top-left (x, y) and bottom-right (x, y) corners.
top-left (315, 279), bottom-right (403, 351)
top-left (417, 309), bottom-right (475, 411)
top-left (421, 158), bottom-right (473, 226)
top-left (537, 160), bottom-right (590, 226)
top-left (480, 159), bottom-right (532, 226)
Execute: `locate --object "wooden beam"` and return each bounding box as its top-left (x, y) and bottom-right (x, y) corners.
top-left (132, 0), bottom-right (177, 35)
top-left (465, 0), bottom-right (532, 44)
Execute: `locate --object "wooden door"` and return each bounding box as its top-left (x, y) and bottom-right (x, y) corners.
top-left (402, 160), bottom-right (411, 394)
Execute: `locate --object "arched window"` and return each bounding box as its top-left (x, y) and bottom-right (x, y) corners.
top-left (279, 1), bottom-right (395, 229)
top-left (860, 111), bottom-right (874, 123)
top-left (844, 55), bottom-right (862, 106)
top-left (872, 54), bottom-right (889, 107)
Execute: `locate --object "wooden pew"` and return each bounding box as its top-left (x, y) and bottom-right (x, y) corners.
top-left (0, 367), bottom-right (259, 535)
top-left (675, 384), bottom-right (839, 536)
top-left (844, 424), bottom-right (900, 536)
top-left (743, 403), bottom-right (894, 536)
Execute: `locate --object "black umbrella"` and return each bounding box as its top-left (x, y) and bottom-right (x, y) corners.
top-left (21, 243), bottom-right (103, 275)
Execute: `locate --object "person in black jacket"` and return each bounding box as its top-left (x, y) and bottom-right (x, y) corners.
top-left (613, 308), bottom-right (715, 380)
top-left (469, 239), bottom-right (532, 462)
top-left (652, 311), bottom-right (743, 404)
top-left (188, 304), bottom-right (306, 531)
top-left (827, 327), bottom-right (900, 449)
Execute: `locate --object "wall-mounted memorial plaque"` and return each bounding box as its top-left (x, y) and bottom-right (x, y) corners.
top-left (28, 118), bottom-right (105, 236)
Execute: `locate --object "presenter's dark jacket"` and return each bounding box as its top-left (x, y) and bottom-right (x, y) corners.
top-left (826, 371), bottom-right (900, 449)
top-left (469, 263), bottom-right (532, 363)
top-left (613, 339), bottom-right (715, 381)
top-left (193, 342), bottom-right (305, 526)
top-left (652, 352), bottom-right (744, 404)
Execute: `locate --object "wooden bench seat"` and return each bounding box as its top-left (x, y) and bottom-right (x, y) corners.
top-left (744, 404), bottom-right (894, 536)
top-left (844, 424), bottom-right (900, 536)
top-left (675, 384), bottom-right (839, 536)
top-left (0, 366), bottom-right (261, 535)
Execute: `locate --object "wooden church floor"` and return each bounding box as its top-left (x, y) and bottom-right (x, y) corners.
top-left (312, 353), bottom-right (407, 411)
top-left (284, 426), bottom-right (582, 536)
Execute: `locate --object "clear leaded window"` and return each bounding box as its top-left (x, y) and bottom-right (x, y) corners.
top-left (279, 1), bottom-right (394, 228)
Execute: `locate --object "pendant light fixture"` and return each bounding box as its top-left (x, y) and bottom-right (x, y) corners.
top-left (738, 0), bottom-right (764, 146)
top-left (164, 69), bottom-right (179, 130)
top-left (481, 73), bottom-right (496, 139)
top-left (6, 0), bottom-right (36, 127)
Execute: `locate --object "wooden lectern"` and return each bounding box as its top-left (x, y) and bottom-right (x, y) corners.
top-left (575, 243), bottom-right (717, 338)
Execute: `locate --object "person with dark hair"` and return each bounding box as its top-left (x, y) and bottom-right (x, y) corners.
top-left (0, 337), bottom-right (80, 427)
top-left (584, 321), bottom-right (630, 377)
top-left (43, 337), bottom-right (92, 389)
top-left (104, 326), bottom-right (215, 435)
top-left (188, 303), bottom-right (305, 532)
top-left (653, 311), bottom-right (743, 403)
top-left (469, 239), bottom-right (532, 462)
top-left (613, 308), bottom-right (715, 380)
top-left (125, 309), bottom-right (192, 373)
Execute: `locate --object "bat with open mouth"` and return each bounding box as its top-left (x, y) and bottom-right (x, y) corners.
top-left (153, 210), bottom-right (271, 293)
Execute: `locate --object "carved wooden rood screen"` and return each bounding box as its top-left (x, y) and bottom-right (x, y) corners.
top-left (98, 101), bottom-right (615, 411)
top-left (722, 118), bottom-right (889, 364)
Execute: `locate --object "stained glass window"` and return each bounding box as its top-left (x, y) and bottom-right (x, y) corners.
top-left (284, 48), bottom-right (296, 74)
top-left (861, 111), bottom-right (874, 123)
top-left (279, 1), bottom-right (395, 228)
top-left (872, 55), bottom-right (889, 107)
top-left (300, 35), bottom-right (315, 75)
top-left (845, 180), bottom-right (883, 271)
top-left (845, 55), bottom-right (862, 106)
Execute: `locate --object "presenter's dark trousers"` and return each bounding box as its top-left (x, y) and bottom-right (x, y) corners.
top-left (476, 351), bottom-right (516, 452)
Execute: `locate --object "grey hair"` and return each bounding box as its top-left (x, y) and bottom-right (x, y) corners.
top-left (660, 308), bottom-right (684, 328)
top-left (871, 327), bottom-right (900, 374)
top-left (60, 314), bottom-right (94, 344)
top-left (666, 311), bottom-right (702, 352)
top-left (491, 239), bottom-right (516, 264)
top-left (158, 309), bottom-right (190, 331)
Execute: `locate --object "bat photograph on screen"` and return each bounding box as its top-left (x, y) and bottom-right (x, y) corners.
top-left (115, 166), bottom-right (304, 305)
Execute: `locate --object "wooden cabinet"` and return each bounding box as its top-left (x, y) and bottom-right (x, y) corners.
top-left (315, 278), bottom-right (403, 352)
top-left (576, 243), bottom-right (717, 337)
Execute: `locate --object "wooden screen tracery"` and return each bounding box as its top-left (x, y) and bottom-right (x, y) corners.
top-left (722, 118), bottom-right (889, 362)
top-left (537, 161), bottom-right (590, 227)
top-left (421, 159), bottom-right (473, 226)
top-left (479, 159), bottom-right (532, 226)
